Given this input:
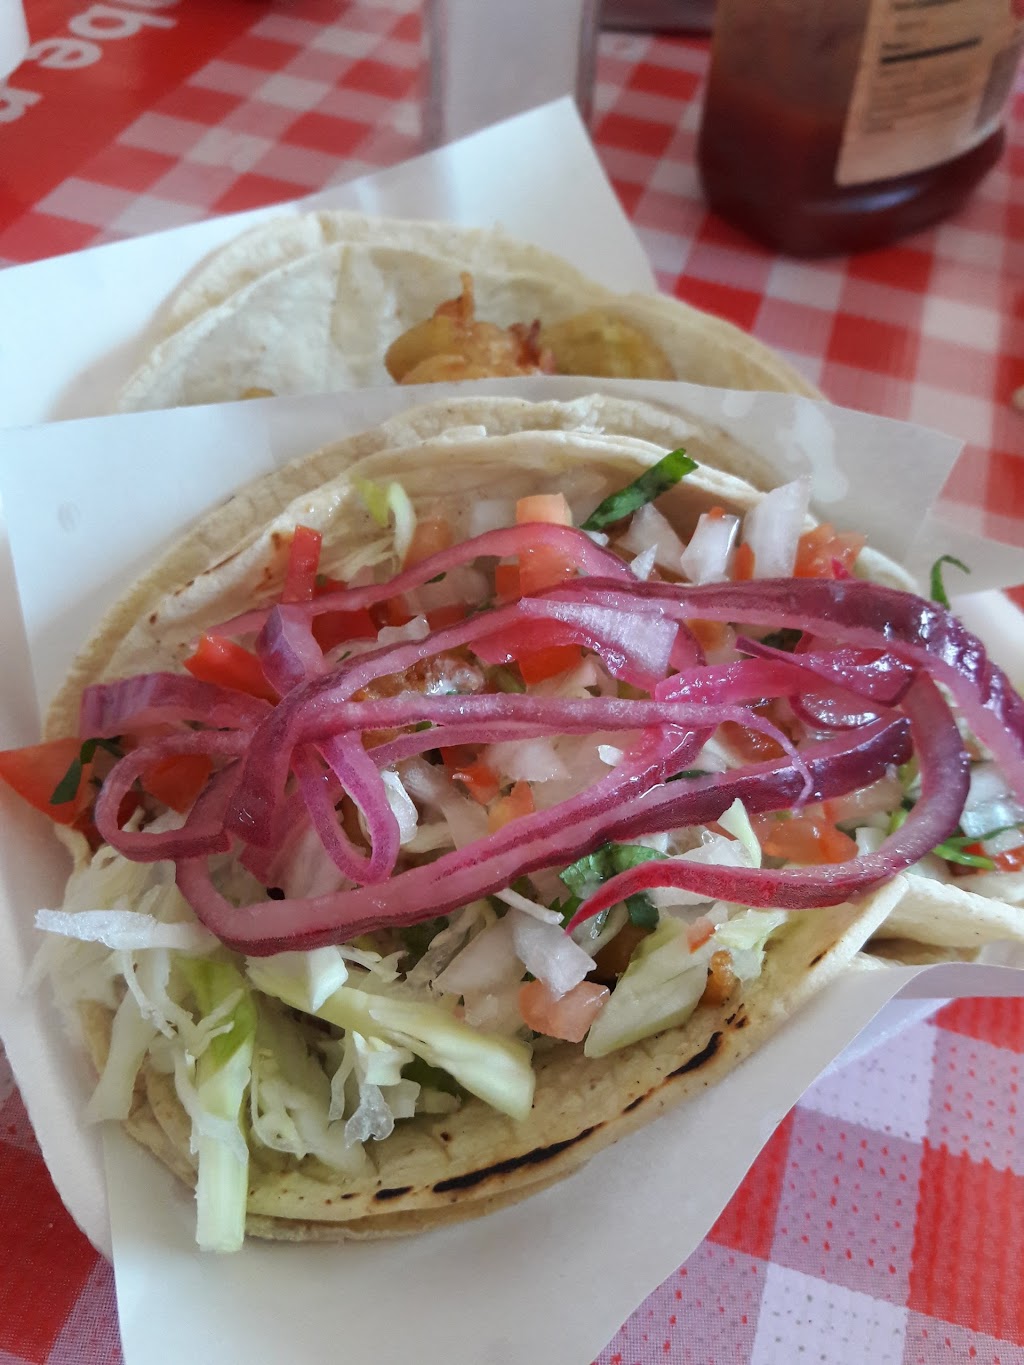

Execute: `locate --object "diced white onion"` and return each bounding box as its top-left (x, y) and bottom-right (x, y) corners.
top-left (741, 477), bottom-right (811, 578)
top-left (619, 503), bottom-right (686, 572)
top-left (469, 498), bottom-right (514, 537)
top-left (433, 917), bottom-right (522, 997)
top-left (680, 511), bottom-right (740, 584)
top-left (487, 737), bottom-right (568, 784)
top-left (597, 744), bottom-right (624, 767)
top-left (960, 762), bottom-right (1024, 838)
top-left (629, 545), bottom-right (657, 581)
top-left (381, 770), bottom-right (419, 846)
top-left (508, 908), bottom-right (594, 999)
top-left (376, 614), bottom-right (430, 647)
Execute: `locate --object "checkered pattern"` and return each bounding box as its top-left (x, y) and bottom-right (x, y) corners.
top-left (1, 1), bottom-right (1023, 1361)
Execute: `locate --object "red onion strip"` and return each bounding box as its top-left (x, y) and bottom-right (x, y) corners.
top-left (215, 523), bottom-right (632, 638)
top-left (548, 576), bottom-right (1024, 798)
top-left (94, 731), bottom-right (247, 862)
top-left (566, 673), bottom-right (966, 927)
top-left (80, 673), bottom-right (271, 737)
top-left (174, 715), bottom-right (913, 953)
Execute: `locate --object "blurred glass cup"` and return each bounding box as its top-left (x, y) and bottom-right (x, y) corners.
top-left (0, 0), bottom-right (28, 81)
top-left (423, 0), bottom-right (600, 148)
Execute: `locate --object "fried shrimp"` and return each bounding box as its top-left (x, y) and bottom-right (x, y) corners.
top-left (385, 273), bottom-right (555, 385)
top-left (540, 308), bottom-right (675, 380)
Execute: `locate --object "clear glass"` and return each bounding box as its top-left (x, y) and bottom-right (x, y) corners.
top-left (423, 0), bottom-right (600, 149)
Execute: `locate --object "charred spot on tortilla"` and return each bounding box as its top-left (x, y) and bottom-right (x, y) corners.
top-left (667, 1031), bottom-right (723, 1079)
top-left (374, 1185), bottom-right (413, 1201)
top-left (432, 1126), bottom-right (602, 1194)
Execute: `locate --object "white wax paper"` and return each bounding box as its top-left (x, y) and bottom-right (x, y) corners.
top-left (1, 375), bottom-right (1023, 1365)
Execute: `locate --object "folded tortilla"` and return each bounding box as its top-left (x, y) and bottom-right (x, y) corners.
top-left (116, 212), bottom-right (821, 414)
top-left (47, 394), bottom-right (1022, 1241)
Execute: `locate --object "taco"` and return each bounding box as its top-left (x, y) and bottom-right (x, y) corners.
top-left (116, 211), bottom-right (821, 413)
top-left (6, 395), bottom-right (1023, 1253)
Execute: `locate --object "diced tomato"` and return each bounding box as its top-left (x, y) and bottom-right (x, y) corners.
top-left (378, 595), bottom-right (414, 628)
top-left (501, 497), bottom-right (576, 597)
top-left (183, 635), bottom-right (279, 703)
top-left (426, 604), bottom-right (467, 632)
top-left (141, 753), bottom-right (213, 813)
top-left (488, 780), bottom-right (535, 832)
top-left (516, 493), bottom-right (572, 526)
top-left (310, 571), bottom-right (379, 649)
top-left (719, 702), bottom-right (787, 762)
top-left (959, 840), bottom-right (1024, 872)
top-left (516, 643), bottom-right (582, 685)
top-left (701, 949), bottom-right (738, 1007)
top-left (0, 737), bottom-right (90, 825)
top-left (311, 606), bottom-right (378, 652)
top-left (518, 544), bottom-right (577, 596)
top-left (794, 524), bottom-right (866, 580)
top-left (591, 923), bottom-right (650, 983)
top-left (494, 563), bottom-right (521, 601)
top-left (707, 505), bottom-right (727, 521)
top-left (404, 517), bottom-right (452, 568)
top-left (281, 526), bottom-right (323, 603)
top-left (687, 916), bottom-right (715, 951)
top-left (443, 749), bottom-right (500, 806)
top-left (756, 810), bottom-right (858, 865)
top-left (518, 979), bottom-right (609, 1042)
top-left (732, 542), bottom-right (756, 581)
top-left (687, 618), bottom-right (735, 653)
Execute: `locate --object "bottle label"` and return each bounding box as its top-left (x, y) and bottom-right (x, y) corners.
top-left (836, 0), bottom-right (1024, 185)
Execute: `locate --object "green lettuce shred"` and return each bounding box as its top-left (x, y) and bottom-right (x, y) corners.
top-left (179, 958), bottom-right (257, 1254)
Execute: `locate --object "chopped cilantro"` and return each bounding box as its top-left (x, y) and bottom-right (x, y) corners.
top-left (581, 448), bottom-right (697, 531)
top-left (426, 572), bottom-right (446, 585)
top-left (625, 893), bottom-right (659, 930)
top-left (560, 842), bottom-right (667, 927)
top-left (758, 628), bottom-right (803, 652)
top-left (550, 892), bottom-right (583, 925)
top-left (930, 554), bottom-right (970, 609)
top-left (50, 736), bottom-right (123, 805)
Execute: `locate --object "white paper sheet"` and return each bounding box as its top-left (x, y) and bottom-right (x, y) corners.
top-left (1, 376), bottom-right (1023, 1365)
top-left (0, 98), bottom-right (654, 428)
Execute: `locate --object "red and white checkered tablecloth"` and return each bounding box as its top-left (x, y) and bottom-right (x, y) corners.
top-left (1, 3), bottom-right (1023, 1362)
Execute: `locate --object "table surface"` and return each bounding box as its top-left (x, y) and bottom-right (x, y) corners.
top-left (1, 3), bottom-right (1023, 1363)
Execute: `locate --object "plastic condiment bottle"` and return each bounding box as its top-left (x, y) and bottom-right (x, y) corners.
top-left (697, 0), bottom-right (1024, 256)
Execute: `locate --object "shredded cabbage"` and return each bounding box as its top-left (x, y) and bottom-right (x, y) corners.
top-left (247, 957), bottom-right (535, 1121)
